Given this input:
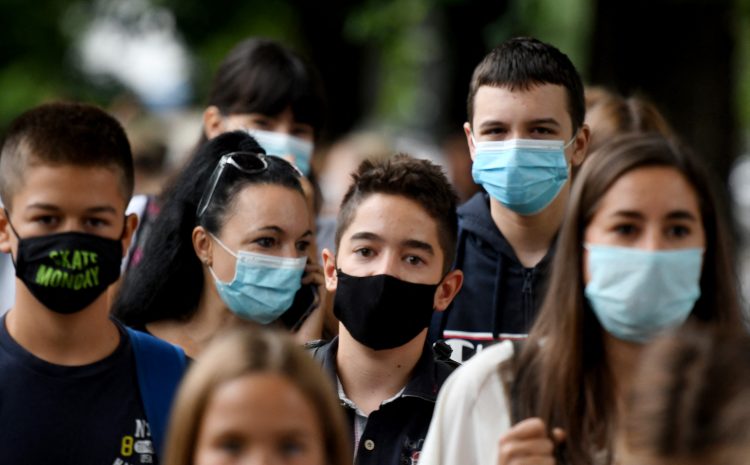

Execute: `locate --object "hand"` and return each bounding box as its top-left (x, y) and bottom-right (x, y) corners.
top-left (497, 418), bottom-right (565, 465)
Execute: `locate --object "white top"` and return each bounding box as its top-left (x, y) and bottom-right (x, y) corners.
top-left (419, 340), bottom-right (516, 465)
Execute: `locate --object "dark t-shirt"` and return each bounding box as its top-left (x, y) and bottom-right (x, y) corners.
top-left (0, 315), bottom-right (158, 464)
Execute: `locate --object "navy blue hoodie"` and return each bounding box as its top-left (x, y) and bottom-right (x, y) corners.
top-left (430, 192), bottom-right (555, 362)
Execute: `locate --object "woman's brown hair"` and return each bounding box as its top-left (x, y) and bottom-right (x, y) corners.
top-left (513, 133), bottom-right (744, 464)
top-left (619, 325), bottom-right (750, 465)
top-left (161, 327), bottom-right (351, 465)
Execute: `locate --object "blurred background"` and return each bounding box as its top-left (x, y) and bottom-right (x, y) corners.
top-left (3, 0), bottom-right (750, 288)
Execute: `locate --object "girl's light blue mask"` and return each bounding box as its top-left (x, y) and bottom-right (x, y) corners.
top-left (584, 244), bottom-right (704, 343)
top-left (471, 136), bottom-right (575, 215)
top-left (209, 234), bottom-right (306, 324)
top-left (246, 129), bottom-right (314, 176)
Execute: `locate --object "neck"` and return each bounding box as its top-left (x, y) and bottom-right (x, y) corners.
top-left (489, 185), bottom-right (568, 268)
top-left (336, 326), bottom-right (425, 415)
top-left (603, 332), bottom-right (644, 413)
top-left (148, 271), bottom-right (244, 358)
top-left (7, 280), bottom-right (120, 365)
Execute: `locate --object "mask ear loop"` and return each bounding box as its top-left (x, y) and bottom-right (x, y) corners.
top-left (2, 208), bottom-right (21, 267)
top-left (3, 208), bottom-right (21, 240)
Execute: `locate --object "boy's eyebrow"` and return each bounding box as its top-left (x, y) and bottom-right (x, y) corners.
top-left (25, 204), bottom-right (119, 215)
top-left (86, 206), bottom-right (118, 215)
top-left (478, 119), bottom-right (507, 130)
top-left (25, 203), bottom-right (61, 212)
top-left (349, 231), bottom-right (384, 242)
top-left (527, 118), bottom-right (561, 127)
top-left (402, 239), bottom-right (434, 255)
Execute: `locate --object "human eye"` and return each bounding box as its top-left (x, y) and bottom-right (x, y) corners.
top-left (217, 437), bottom-right (243, 456)
top-left (481, 126), bottom-right (507, 137)
top-left (354, 247), bottom-right (374, 258)
top-left (278, 439), bottom-right (306, 457)
top-left (613, 223), bottom-right (637, 236)
top-left (530, 126), bottom-right (556, 136)
top-left (667, 224), bottom-right (692, 238)
top-left (85, 217), bottom-right (110, 229)
top-left (254, 237), bottom-right (277, 248)
top-left (296, 240), bottom-right (311, 253)
top-left (292, 124), bottom-right (314, 139)
top-left (249, 115), bottom-right (272, 129)
top-left (33, 215), bottom-right (59, 227)
top-left (404, 254), bottom-right (425, 266)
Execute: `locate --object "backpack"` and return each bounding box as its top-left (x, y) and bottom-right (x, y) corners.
top-left (126, 327), bottom-right (188, 457)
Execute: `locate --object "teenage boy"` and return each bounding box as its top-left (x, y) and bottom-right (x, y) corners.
top-left (0, 102), bottom-right (186, 464)
top-left (432, 37), bottom-right (590, 362)
top-left (314, 154), bottom-right (464, 465)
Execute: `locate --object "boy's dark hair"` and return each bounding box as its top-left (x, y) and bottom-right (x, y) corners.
top-left (0, 102), bottom-right (134, 205)
top-left (335, 154), bottom-right (459, 273)
top-left (208, 38), bottom-right (326, 138)
top-left (467, 37), bottom-right (585, 133)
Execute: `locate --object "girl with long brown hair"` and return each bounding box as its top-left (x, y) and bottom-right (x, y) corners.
top-left (420, 133), bottom-right (744, 465)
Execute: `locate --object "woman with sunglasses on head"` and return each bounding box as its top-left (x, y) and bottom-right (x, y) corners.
top-left (114, 131), bottom-right (324, 357)
top-left (125, 38), bottom-right (332, 337)
top-left (419, 133), bottom-right (745, 465)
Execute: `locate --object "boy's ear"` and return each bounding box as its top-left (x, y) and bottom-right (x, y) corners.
top-left (570, 123), bottom-right (591, 167)
top-left (433, 269), bottom-right (464, 312)
top-left (120, 213), bottom-right (139, 258)
top-left (463, 122), bottom-right (476, 160)
top-left (321, 248), bottom-right (338, 293)
top-left (203, 106), bottom-right (225, 140)
top-left (192, 226), bottom-right (213, 267)
top-left (0, 209), bottom-right (12, 254)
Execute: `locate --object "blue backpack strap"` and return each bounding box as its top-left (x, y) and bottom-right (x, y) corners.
top-left (126, 327), bottom-right (187, 458)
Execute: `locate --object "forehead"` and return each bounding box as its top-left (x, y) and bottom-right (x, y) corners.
top-left (206, 372), bottom-right (320, 431)
top-left (220, 183), bottom-right (309, 227)
top-left (343, 193), bottom-right (441, 241)
top-left (472, 84), bottom-right (571, 127)
top-left (10, 163), bottom-right (128, 212)
top-left (594, 166), bottom-right (701, 217)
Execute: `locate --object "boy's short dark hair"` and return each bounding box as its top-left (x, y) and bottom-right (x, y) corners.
top-left (335, 154), bottom-right (459, 273)
top-left (0, 102), bottom-right (134, 206)
top-left (467, 37), bottom-right (585, 133)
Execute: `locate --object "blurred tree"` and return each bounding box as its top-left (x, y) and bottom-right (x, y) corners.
top-left (590, 0), bottom-right (736, 183)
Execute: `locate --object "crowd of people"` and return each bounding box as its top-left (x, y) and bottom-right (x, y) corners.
top-left (0, 34), bottom-right (747, 465)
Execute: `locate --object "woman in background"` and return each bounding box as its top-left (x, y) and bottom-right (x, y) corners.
top-left (115, 131), bottom-right (326, 355)
top-left (162, 327), bottom-right (350, 465)
top-left (618, 326), bottom-right (750, 465)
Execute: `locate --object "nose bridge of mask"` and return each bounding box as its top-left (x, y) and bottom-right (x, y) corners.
top-left (244, 128), bottom-right (313, 174)
top-left (209, 232), bottom-right (306, 269)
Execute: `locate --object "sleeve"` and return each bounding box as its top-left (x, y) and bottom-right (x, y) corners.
top-left (418, 341), bottom-right (515, 465)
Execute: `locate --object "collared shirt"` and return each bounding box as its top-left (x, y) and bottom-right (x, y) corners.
top-left (336, 377), bottom-right (405, 456)
top-left (312, 337), bottom-right (455, 465)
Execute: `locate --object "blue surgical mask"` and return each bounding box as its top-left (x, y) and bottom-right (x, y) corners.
top-left (471, 136), bottom-right (575, 215)
top-left (246, 129), bottom-right (314, 176)
top-left (208, 234), bottom-right (306, 324)
top-left (584, 244), bottom-right (703, 343)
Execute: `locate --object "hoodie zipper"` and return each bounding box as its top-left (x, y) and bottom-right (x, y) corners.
top-left (521, 269), bottom-right (534, 328)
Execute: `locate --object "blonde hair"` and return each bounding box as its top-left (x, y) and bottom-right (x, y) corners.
top-left (161, 327), bottom-right (351, 465)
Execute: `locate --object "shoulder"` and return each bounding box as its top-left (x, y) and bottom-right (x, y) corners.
top-left (418, 341), bottom-right (515, 465)
top-left (442, 340), bottom-right (515, 399)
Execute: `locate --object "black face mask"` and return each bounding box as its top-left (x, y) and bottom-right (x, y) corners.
top-left (333, 269), bottom-right (439, 351)
top-left (10, 223), bottom-right (124, 314)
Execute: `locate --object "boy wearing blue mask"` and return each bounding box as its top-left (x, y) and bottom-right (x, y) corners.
top-left (312, 154), bottom-right (464, 465)
top-left (432, 37), bottom-right (590, 362)
top-left (0, 102), bottom-right (186, 463)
